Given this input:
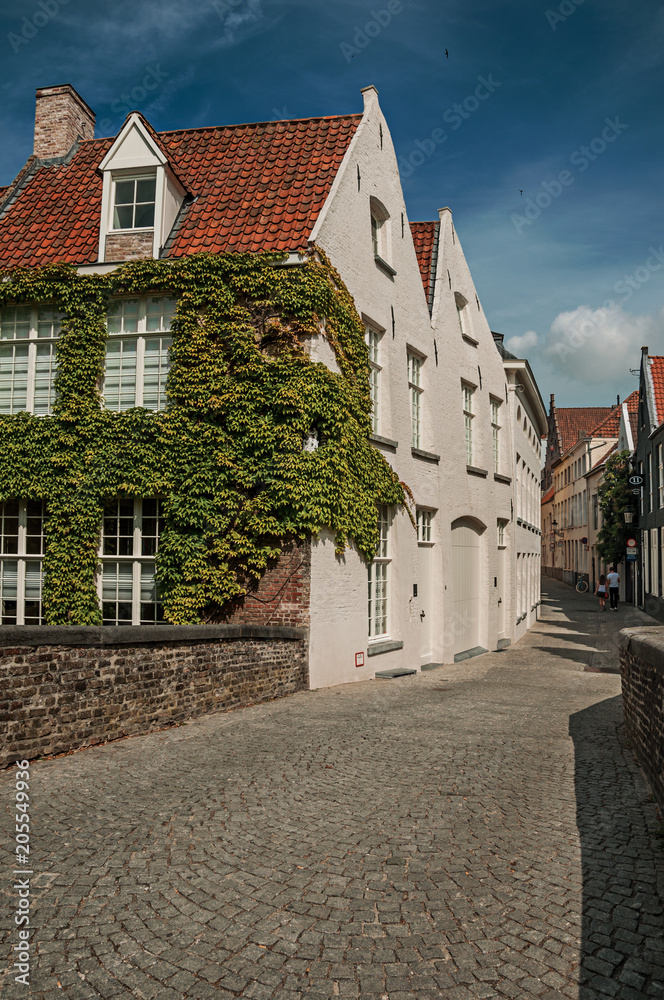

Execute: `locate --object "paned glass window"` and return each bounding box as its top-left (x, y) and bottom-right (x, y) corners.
top-left (491, 399), bottom-right (500, 473)
top-left (112, 175), bottom-right (156, 230)
top-left (659, 444), bottom-right (664, 508)
top-left (417, 508), bottom-right (433, 543)
top-left (0, 306), bottom-right (61, 415)
top-left (463, 384), bottom-right (474, 465)
top-left (99, 498), bottom-right (165, 625)
top-left (497, 520), bottom-right (506, 546)
top-left (408, 352), bottom-right (423, 449)
top-left (365, 326), bottom-right (381, 434)
top-left (104, 296), bottom-right (175, 411)
top-left (368, 505), bottom-right (390, 638)
top-left (0, 500), bottom-right (46, 624)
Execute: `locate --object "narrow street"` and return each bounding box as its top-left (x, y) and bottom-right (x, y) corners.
top-left (1, 578), bottom-right (663, 1000)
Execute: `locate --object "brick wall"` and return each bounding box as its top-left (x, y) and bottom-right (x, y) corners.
top-left (105, 231), bottom-right (155, 261)
top-left (618, 626), bottom-right (664, 811)
top-left (0, 624), bottom-right (308, 768)
top-left (221, 539), bottom-right (311, 627)
top-left (34, 85), bottom-right (95, 159)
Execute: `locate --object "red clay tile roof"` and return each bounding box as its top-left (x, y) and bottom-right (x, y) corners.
top-left (0, 114), bottom-right (362, 268)
top-left (648, 356), bottom-right (664, 426)
top-left (410, 221), bottom-right (438, 299)
top-left (555, 406), bottom-right (614, 453)
top-left (541, 484), bottom-right (554, 503)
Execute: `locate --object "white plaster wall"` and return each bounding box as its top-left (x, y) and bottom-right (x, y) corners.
top-left (507, 368), bottom-right (547, 641)
top-left (306, 87), bottom-right (515, 686)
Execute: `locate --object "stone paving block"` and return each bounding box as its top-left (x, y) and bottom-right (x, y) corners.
top-left (1, 580), bottom-right (663, 1000)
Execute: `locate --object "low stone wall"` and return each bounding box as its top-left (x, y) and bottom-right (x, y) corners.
top-left (0, 624), bottom-right (308, 768)
top-left (618, 627), bottom-right (664, 810)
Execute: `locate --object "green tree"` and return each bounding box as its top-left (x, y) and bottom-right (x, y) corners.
top-left (596, 450), bottom-right (636, 567)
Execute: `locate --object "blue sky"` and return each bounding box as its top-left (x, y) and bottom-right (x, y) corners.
top-left (1, 0), bottom-right (662, 408)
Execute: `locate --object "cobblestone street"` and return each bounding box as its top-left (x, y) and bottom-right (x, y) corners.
top-left (2, 578), bottom-right (664, 1000)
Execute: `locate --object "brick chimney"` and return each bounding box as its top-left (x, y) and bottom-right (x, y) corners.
top-left (34, 84), bottom-right (95, 159)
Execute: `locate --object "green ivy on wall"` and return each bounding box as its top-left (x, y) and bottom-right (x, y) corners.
top-left (0, 250), bottom-right (406, 625)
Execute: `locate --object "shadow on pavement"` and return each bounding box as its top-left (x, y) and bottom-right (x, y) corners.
top-left (569, 696), bottom-right (664, 999)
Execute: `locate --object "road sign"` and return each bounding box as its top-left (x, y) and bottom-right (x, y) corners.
top-left (626, 550), bottom-right (638, 562)
top-left (629, 475), bottom-right (644, 486)
top-left (626, 537), bottom-right (637, 548)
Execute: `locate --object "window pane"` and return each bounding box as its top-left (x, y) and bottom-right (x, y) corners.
top-left (25, 500), bottom-right (46, 555)
top-left (24, 561), bottom-right (43, 624)
top-left (115, 180), bottom-right (135, 205)
top-left (134, 203), bottom-right (155, 228)
top-left (0, 501), bottom-right (19, 554)
top-left (102, 562), bottom-right (133, 624)
top-left (141, 498), bottom-right (164, 556)
top-left (136, 177), bottom-right (156, 203)
top-left (37, 308), bottom-right (62, 339)
top-left (146, 296), bottom-right (176, 332)
top-left (113, 204), bottom-right (134, 230)
top-left (0, 342), bottom-right (29, 414)
top-left (103, 500), bottom-right (135, 556)
top-left (140, 562), bottom-right (163, 623)
top-left (34, 342), bottom-right (58, 416)
top-left (0, 559), bottom-right (17, 624)
top-left (0, 306), bottom-right (31, 341)
top-left (143, 336), bottom-right (171, 411)
top-left (104, 339), bottom-right (137, 410)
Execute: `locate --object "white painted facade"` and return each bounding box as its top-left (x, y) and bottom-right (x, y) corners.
top-left (498, 356), bottom-right (547, 642)
top-left (305, 86), bottom-right (543, 688)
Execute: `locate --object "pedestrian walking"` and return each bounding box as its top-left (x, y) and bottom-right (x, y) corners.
top-left (607, 567), bottom-right (620, 610)
top-left (595, 574), bottom-right (607, 611)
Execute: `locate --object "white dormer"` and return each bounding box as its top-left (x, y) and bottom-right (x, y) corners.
top-left (98, 114), bottom-right (186, 262)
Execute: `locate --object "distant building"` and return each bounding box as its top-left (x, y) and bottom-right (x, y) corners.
top-left (634, 348), bottom-right (664, 618)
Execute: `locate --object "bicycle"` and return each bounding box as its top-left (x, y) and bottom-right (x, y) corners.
top-left (575, 576), bottom-right (588, 593)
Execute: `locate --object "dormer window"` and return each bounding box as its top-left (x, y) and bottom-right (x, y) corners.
top-left (98, 114), bottom-right (187, 262)
top-left (112, 175), bottom-right (156, 230)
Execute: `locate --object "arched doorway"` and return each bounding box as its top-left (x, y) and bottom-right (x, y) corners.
top-left (449, 517), bottom-right (485, 658)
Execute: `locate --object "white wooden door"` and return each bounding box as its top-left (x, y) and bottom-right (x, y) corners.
top-left (497, 545), bottom-right (506, 636)
top-left (450, 519), bottom-right (482, 656)
top-left (418, 542), bottom-right (434, 664)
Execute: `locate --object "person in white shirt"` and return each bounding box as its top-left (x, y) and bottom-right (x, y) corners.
top-left (607, 567), bottom-right (620, 610)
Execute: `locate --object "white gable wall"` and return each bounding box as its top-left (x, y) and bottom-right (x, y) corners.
top-left (306, 87), bottom-right (516, 687)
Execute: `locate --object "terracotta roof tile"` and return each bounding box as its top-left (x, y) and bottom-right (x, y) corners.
top-left (555, 406), bottom-right (614, 453)
top-left (541, 484), bottom-right (554, 503)
top-left (0, 113), bottom-right (362, 268)
top-left (410, 221), bottom-right (438, 300)
top-left (648, 356), bottom-right (664, 425)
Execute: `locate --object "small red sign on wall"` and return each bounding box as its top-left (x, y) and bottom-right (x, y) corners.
top-left (355, 652), bottom-right (364, 668)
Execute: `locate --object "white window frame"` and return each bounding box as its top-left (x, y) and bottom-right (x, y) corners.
top-left (651, 527), bottom-right (660, 598)
top-left (104, 295), bottom-right (175, 411)
top-left (365, 324), bottom-right (382, 434)
top-left (98, 497), bottom-right (165, 625)
top-left (0, 305), bottom-right (61, 416)
top-left (0, 499), bottom-right (46, 625)
top-left (111, 173), bottom-right (157, 232)
top-left (416, 508), bottom-right (434, 544)
top-left (497, 519), bottom-right (506, 547)
top-left (369, 198), bottom-right (390, 263)
top-left (648, 451), bottom-right (653, 513)
top-left (408, 351), bottom-right (423, 449)
top-left (463, 383), bottom-right (474, 465)
top-left (659, 443), bottom-right (664, 508)
top-left (368, 505), bottom-right (390, 639)
top-left (491, 398), bottom-right (501, 474)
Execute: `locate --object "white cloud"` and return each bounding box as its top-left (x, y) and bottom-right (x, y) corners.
top-left (541, 303), bottom-right (663, 384)
top-left (504, 329), bottom-right (538, 355)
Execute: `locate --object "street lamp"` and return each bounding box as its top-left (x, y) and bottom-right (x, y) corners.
top-left (624, 511), bottom-right (634, 524)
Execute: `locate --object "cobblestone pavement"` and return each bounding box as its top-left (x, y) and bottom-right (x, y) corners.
top-left (2, 579), bottom-right (664, 1000)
